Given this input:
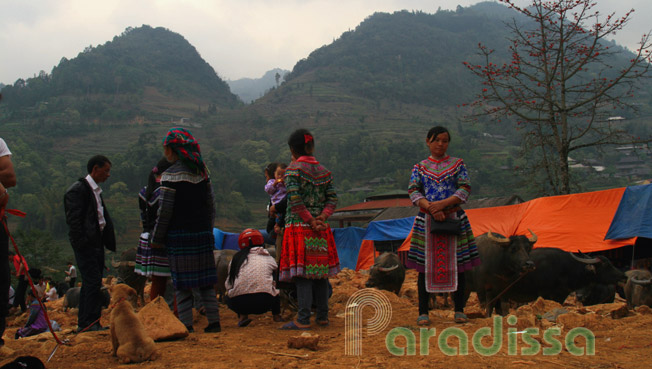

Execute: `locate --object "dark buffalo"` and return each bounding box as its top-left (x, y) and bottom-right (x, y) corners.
top-left (465, 230), bottom-right (537, 316)
top-left (366, 252), bottom-right (406, 295)
top-left (624, 269), bottom-right (652, 308)
top-left (214, 249), bottom-right (237, 301)
top-left (63, 286), bottom-right (110, 311)
top-left (111, 247), bottom-right (148, 306)
top-left (505, 248), bottom-right (626, 306)
top-left (575, 283), bottom-right (617, 305)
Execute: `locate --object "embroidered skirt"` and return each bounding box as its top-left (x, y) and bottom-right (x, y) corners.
top-left (279, 221), bottom-right (340, 282)
top-left (406, 210), bottom-right (480, 292)
top-left (166, 229), bottom-right (217, 290)
top-left (135, 232), bottom-right (171, 277)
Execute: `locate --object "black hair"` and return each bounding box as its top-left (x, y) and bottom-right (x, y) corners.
top-left (277, 162), bottom-right (287, 170)
top-left (227, 246), bottom-right (254, 287)
top-left (144, 157), bottom-right (173, 200)
top-left (288, 128), bottom-right (314, 157)
top-left (87, 155), bottom-right (111, 174)
top-left (426, 126), bottom-right (451, 143)
top-left (264, 162), bottom-right (279, 179)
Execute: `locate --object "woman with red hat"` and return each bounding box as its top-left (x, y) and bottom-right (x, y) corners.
top-left (224, 228), bottom-right (282, 327)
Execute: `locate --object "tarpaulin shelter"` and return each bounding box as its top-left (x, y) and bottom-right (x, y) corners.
top-left (386, 187), bottom-right (639, 271)
top-left (354, 217), bottom-right (415, 271)
top-left (213, 226), bottom-right (366, 270)
top-left (605, 184), bottom-right (652, 240)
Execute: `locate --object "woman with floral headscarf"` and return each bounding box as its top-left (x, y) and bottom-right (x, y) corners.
top-left (150, 127), bottom-right (221, 333)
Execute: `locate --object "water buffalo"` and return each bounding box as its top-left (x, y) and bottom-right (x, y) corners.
top-left (214, 249), bottom-right (237, 302)
top-left (624, 269), bottom-right (652, 308)
top-left (504, 248), bottom-right (626, 306)
top-left (575, 283), bottom-right (617, 305)
top-left (111, 247), bottom-right (147, 306)
top-left (63, 286), bottom-right (110, 311)
top-left (465, 230), bottom-right (537, 316)
top-left (365, 252), bottom-right (406, 295)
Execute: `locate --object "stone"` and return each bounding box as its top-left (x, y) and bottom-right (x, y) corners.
top-left (287, 332), bottom-right (320, 351)
top-left (556, 312), bottom-right (585, 328)
top-left (607, 303), bottom-right (629, 319)
top-left (542, 308), bottom-right (569, 322)
top-left (137, 296), bottom-right (189, 341)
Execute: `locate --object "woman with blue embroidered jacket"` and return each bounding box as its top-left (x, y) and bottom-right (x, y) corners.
top-left (150, 127), bottom-right (221, 333)
top-left (406, 126), bottom-right (480, 325)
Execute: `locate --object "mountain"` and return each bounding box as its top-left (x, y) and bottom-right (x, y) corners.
top-left (0, 2), bottom-right (649, 249)
top-left (0, 25), bottom-right (240, 122)
top-left (227, 68), bottom-right (290, 104)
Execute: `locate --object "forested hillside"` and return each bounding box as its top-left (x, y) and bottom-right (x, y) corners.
top-left (0, 2), bottom-right (648, 272)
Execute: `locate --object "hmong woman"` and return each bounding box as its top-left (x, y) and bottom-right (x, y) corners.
top-left (135, 157), bottom-right (172, 302)
top-left (406, 126), bottom-right (480, 325)
top-left (279, 128), bottom-right (340, 330)
top-left (150, 127), bottom-right (221, 333)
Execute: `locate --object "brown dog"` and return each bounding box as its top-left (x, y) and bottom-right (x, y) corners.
top-left (109, 284), bottom-right (158, 364)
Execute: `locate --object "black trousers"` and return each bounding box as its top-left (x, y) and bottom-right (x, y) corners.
top-left (418, 272), bottom-right (466, 315)
top-left (225, 293), bottom-right (280, 316)
top-left (12, 275), bottom-right (27, 312)
top-left (73, 246), bottom-right (105, 329)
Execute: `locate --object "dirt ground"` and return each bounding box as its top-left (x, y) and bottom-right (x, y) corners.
top-left (0, 269), bottom-right (650, 368)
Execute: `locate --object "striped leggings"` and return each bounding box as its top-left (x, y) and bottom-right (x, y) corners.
top-left (176, 286), bottom-right (220, 328)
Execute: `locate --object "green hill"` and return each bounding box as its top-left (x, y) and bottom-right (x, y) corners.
top-left (0, 2), bottom-right (648, 263)
top-left (0, 25), bottom-right (240, 123)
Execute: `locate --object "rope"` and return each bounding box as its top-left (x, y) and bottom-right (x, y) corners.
top-left (485, 269), bottom-right (533, 315)
top-left (2, 209), bottom-right (68, 350)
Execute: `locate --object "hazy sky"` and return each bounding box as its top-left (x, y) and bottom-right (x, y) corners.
top-left (1, 0), bottom-right (650, 85)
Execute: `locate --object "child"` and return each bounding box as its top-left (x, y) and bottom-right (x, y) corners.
top-left (15, 291), bottom-right (48, 339)
top-left (279, 129), bottom-right (340, 330)
top-left (264, 163), bottom-right (287, 238)
top-left (225, 229), bottom-right (282, 327)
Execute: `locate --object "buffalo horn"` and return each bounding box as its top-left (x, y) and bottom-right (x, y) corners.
top-left (527, 228), bottom-right (538, 243)
top-left (487, 231), bottom-right (510, 246)
top-left (630, 276), bottom-right (652, 286)
top-left (378, 264), bottom-right (399, 272)
top-left (570, 252), bottom-right (600, 264)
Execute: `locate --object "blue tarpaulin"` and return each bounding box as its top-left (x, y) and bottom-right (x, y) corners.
top-left (331, 227), bottom-right (366, 270)
top-left (362, 217), bottom-right (415, 241)
top-left (605, 184), bottom-right (652, 240)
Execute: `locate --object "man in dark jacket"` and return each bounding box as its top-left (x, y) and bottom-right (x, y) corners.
top-left (64, 155), bottom-right (115, 332)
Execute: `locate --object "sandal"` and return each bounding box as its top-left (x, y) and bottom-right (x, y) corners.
top-left (238, 318), bottom-right (252, 327)
top-left (454, 312), bottom-right (469, 324)
top-left (279, 321), bottom-right (311, 330)
top-left (417, 315), bottom-right (430, 326)
top-left (317, 320), bottom-right (329, 327)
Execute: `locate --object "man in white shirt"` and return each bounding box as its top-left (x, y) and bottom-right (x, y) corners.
top-left (64, 155), bottom-right (115, 332)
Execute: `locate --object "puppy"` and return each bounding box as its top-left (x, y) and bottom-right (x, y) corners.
top-left (109, 284), bottom-right (158, 364)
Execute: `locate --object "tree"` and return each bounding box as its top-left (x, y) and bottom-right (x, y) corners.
top-left (464, 0), bottom-right (652, 195)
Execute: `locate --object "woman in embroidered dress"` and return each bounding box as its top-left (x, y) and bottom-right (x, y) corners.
top-left (279, 128), bottom-right (340, 330)
top-left (150, 127), bottom-right (221, 333)
top-left (406, 126), bottom-right (480, 325)
top-left (135, 157), bottom-right (172, 302)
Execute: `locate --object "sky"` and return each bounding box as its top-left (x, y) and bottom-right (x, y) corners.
top-left (1, 0), bottom-right (650, 85)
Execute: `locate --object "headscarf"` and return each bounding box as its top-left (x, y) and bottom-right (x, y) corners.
top-left (163, 127), bottom-right (207, 179)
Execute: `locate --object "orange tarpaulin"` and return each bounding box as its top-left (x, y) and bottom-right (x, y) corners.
top-left (466, 187), bottom-right (634, 253)
top-left (358, 187), bottom-right (635, 270)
